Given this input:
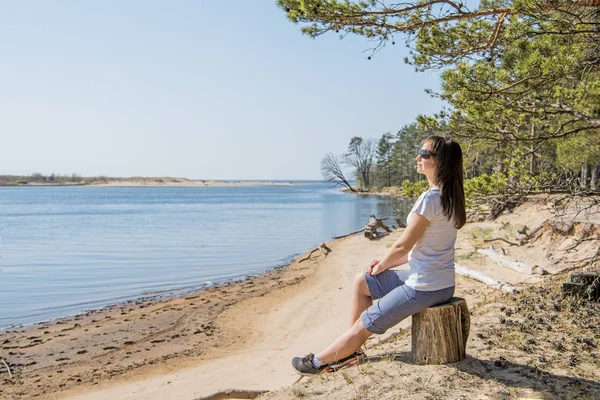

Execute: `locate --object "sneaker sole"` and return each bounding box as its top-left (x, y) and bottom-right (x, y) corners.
top-left (328, 354), bottom-right (366, 372)
top-left (293, 368), bottom-right (330, 377)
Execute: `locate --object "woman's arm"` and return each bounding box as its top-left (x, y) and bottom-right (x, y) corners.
top-left (368, 213), bottom-right (430, 276)
top-left (366, 253), bottom-right (409, 274)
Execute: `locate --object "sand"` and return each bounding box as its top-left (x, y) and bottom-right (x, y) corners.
top-left (1, 195), bottom-right (599, 400)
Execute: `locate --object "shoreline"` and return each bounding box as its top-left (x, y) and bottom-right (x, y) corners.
top-left (0, 253), bottom-right (298, 332)
top-left (0, 270), bottom-right (283, 333)
top-left (0, 235), bottom-right (343, 399)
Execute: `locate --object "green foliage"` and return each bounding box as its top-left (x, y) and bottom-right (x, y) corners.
top-left (464, 174), bottom-right (508, 208)
top-left (556, 132), bottom-right (600, 173)
top-left (401, 179), bottom-right (428, 199)
top-left (392, 123), bottom-right (428, 185)
top-left (375, 132), bottom-right (394, 187)
top-left (464, 148), bottom-right (559, 207)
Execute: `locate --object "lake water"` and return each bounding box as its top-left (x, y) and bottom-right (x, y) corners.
top-left (0, 183), bottom-right (412, 328)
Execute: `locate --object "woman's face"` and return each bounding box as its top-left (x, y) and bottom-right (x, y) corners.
top-left (416, 140), bottom-right (437, 178)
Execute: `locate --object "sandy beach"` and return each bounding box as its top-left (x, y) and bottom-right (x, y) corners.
top-left (1, 197), bottom-right (599, 400)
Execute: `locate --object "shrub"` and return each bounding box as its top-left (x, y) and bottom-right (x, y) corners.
top-left (401, 179), bottom-right (429, 198)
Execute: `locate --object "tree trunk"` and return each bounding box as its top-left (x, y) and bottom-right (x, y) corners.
top-left (496, 127), bottom-right (505, 174)
top-left (591, 162), bottom-right (600, 191)
top-left (530, 113), bottom-right (536, 175)
top-left (361, 169), bottom-right (369, 189)
top-left (412, 297), bottom-right (470, 365)
top-left (581, 164), bottom-right (590, 189)
top-left (497, 157), bottom-right (504, 174)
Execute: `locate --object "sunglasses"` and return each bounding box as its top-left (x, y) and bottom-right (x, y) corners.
top-left (418, 149), bottom-right (436, 159)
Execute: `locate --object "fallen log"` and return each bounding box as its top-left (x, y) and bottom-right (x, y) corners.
top-left (477, 245), bottom-right (544, 275)
top-left (455, 263), bottom-right (521, 293)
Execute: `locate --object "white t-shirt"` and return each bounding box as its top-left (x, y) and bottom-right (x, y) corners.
top-left (405, 187), bottom-right (457, 291)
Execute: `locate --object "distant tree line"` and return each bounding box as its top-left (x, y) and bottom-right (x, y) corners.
top-left (322, 121), bottom-right (600, 196)
top-left (321, 124), bottom-right (429, 192)
top-left (0, 173), bottom-right (108, 186)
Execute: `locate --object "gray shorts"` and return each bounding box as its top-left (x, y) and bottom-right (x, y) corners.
top-left (360, 270), bottom-right (455, 334)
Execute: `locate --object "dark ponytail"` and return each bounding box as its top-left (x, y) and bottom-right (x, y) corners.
top-left (424, 136), bottom-right (466, 229)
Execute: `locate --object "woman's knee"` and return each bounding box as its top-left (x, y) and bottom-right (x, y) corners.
top-left (354, 272), bottom-right (371, 297)
top-left (352, 317), bottom-right (373, 338)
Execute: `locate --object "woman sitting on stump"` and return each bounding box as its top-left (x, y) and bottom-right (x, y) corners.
top-left (292, 135), bottom-right (467, 375)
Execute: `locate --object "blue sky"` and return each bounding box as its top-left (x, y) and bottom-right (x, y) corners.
top-left (1, 1), bottom-right (443, 180)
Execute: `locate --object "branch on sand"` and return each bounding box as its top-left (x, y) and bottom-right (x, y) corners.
top-left (298, 243), bottom-right (332, 263)
top-left (196, 389), bottom-right (268, 400)
top-left (333, 227), bottom-right (366, 239)
top-left (483, 237), bottom-right (521, 246)
top-left (1, 358), bottom-right (13, 379)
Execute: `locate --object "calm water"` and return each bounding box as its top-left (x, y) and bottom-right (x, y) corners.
top-left (0, 183), bottom-right (412, 328)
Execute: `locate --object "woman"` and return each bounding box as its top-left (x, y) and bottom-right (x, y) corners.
top-left (292, 135), bottom-right (466, 375)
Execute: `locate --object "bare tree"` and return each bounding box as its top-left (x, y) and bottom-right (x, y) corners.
top-left (321, 153), bottom-right (355, 192)
top-left (344, 137), bottom-right (377, 189)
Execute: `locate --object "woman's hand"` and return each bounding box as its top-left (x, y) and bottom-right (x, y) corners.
top-left (366, 259), bottom-right (384, 276)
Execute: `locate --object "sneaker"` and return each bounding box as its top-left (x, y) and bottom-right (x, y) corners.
top-left (291, 353), bottom-right (328, 375)
top-left (329, 349), bottom-right (367, 371)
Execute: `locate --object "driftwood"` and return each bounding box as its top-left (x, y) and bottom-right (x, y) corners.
top-left (477, 245), bottom-right (544, 275)
top-left (1, 358), bottom-right (13, 379)
top-left (364, 215), bottom-right (391, 240)
top-left (411, 297), bottom-right (470, 365)
top-left (455, 263), bottom-right (521, 293)
top-left (332, 215), bottom-right (394, 241)
top-left (196, 389), bottom-right (268, 400)
top-left (298, 243), bottom-right (331, 263)
top-left (395, 218), bottom-right (407, 228)
top-left (483, 237), bottom-right (520, 246)
top-left (333, 227), bottom-right (365, 239)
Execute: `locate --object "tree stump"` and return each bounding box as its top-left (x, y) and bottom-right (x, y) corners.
top-left (562, 271), bottom-right (600, 300)
top-left (411, 297), bottom-right (470, 365)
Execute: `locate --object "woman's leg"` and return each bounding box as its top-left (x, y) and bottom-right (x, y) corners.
top-left (349, 272), bottom-right (373, 327)
top-left (293, 270), bottom-right (412, 372)
top-left (349, 269), bottom-right (412, 328)
top-left (316, 318), bottom-right (372, 364)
